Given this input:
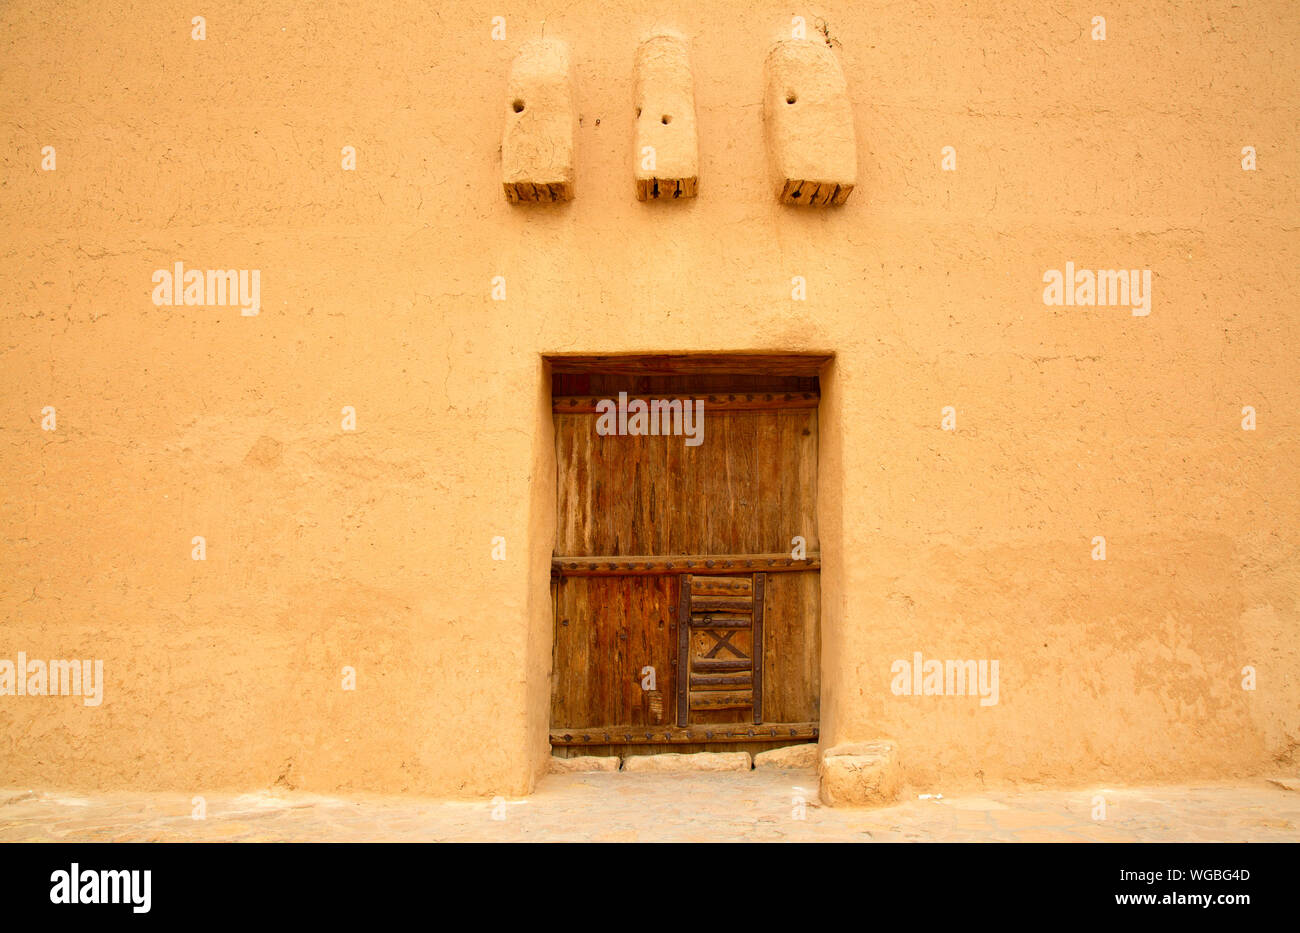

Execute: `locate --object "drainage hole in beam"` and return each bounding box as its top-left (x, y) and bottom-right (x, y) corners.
top-left (661, 114), bottom-right (672, 124)
top-left (786, 92), bottom-right (797, 104)
top-left (512, 99), bottom-right (525, 113)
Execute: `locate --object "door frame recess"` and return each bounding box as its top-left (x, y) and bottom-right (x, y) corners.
top-left (538, 352), bottom-right (837, 760)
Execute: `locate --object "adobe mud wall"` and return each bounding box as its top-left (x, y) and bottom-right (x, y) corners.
top-left (1, 1), bottom-right (1296, 797)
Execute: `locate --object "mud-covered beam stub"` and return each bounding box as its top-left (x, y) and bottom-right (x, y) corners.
top-left (763, 39), bottom-right (857, 206)
top-left (633, 33), bottom-right (700, 201)
top-left (502, 38), bottom-right (576, 203)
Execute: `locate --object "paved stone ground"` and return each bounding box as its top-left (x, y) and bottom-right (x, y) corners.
top-left (1, 774), bottom-right (1297, 842)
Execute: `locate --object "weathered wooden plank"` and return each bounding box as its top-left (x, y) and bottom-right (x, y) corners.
top-left (761, 570), bottom-right (820, 723)
top-left (691, 705), bottom-right (750, 725)
top-left (645, 689), bottom-right (665, 724)
top-left (797, 410), bottom-right (819, 550)
top-left (690, 673), bottom-right (754, 689)
top-left (552, 553), bottom-right (820, 576)
top-left (689, 595), bottom-right (753, 613)
top-left (551, 575), bottom-right (679, 730)
top-left (689, 691), bottom-right (755, 711)
top-left (776, 411), bottom-right (798, 554)
top-left (752, 572), bottom-right (766, 724)
top-left (552, 414), bottom-right (573, 557)
top-left (676, 575), bottom-right (690, 727)
top-left (756, 411), bottom-right (779, 552)
top-left (689, 614), bottom-right (751, 629)
top-left (550, 722), bottom-right (818, 746)
top-left (552, 373), bottom-right (819, 396)
top-left (689, 575), bottom-right (753, 596)
top-left (663, 416), bottom-right (684, 554)
top-left (693, 658), bottom-right (752, 672)
top-left (649, 431), bottom-right (668, 554)
top-left (554, 408), bottom-right (819, 558)
top-left (550, 575), bottom-right (562, 725)
top-left (701, 411), bottom-right (727, 552)
top-left (735, 412), bottom-right (760, 551)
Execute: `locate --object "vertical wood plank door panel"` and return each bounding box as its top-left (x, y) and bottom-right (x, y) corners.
top-left (551, 389), bottom-right (820, 742)
top-left (552, 575), bottom-right (677, 728)
top-left (553, 408), bottom-right (819, 557)
top-left (760, 570), bottom-right (820, 722)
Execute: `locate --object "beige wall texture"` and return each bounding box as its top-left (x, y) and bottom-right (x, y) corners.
top-left (1, 1), bottom-right (1297, 798)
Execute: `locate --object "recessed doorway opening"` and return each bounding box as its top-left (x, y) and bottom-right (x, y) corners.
top-left (545, 354), bottom-right (828, 759)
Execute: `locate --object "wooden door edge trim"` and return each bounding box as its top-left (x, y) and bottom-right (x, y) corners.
top-left (676, 575), bottom-right (691, 728)
top-left (552, 393), bottom-right (818, 413)
top-left (752, 572), bottom-right (766, 725)
top-left (552, 553), bottom-right (820, 576)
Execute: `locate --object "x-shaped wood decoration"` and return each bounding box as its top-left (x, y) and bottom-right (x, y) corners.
top-left (702, 628), bottom-right (746, 659)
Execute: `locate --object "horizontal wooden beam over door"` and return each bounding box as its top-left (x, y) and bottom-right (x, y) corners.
top-left (550, 722), bottom-right (819, 746)
top-left (553, 393), bottom-right (818, 413)
top-left (552, 554), bottom-right (820, 577)
top-left (546, 354), bottom-right (833, 377)
top-left (553, 374), bottom-right (818, 397)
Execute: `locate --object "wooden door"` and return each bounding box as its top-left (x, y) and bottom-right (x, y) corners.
top-left (549, 372), bottom-right (821, 756)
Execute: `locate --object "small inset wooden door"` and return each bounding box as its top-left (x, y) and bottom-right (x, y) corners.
top-left (678, 572), bottom-right (765, 725)
top-left (548, 359), bottom-right (823, 757)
